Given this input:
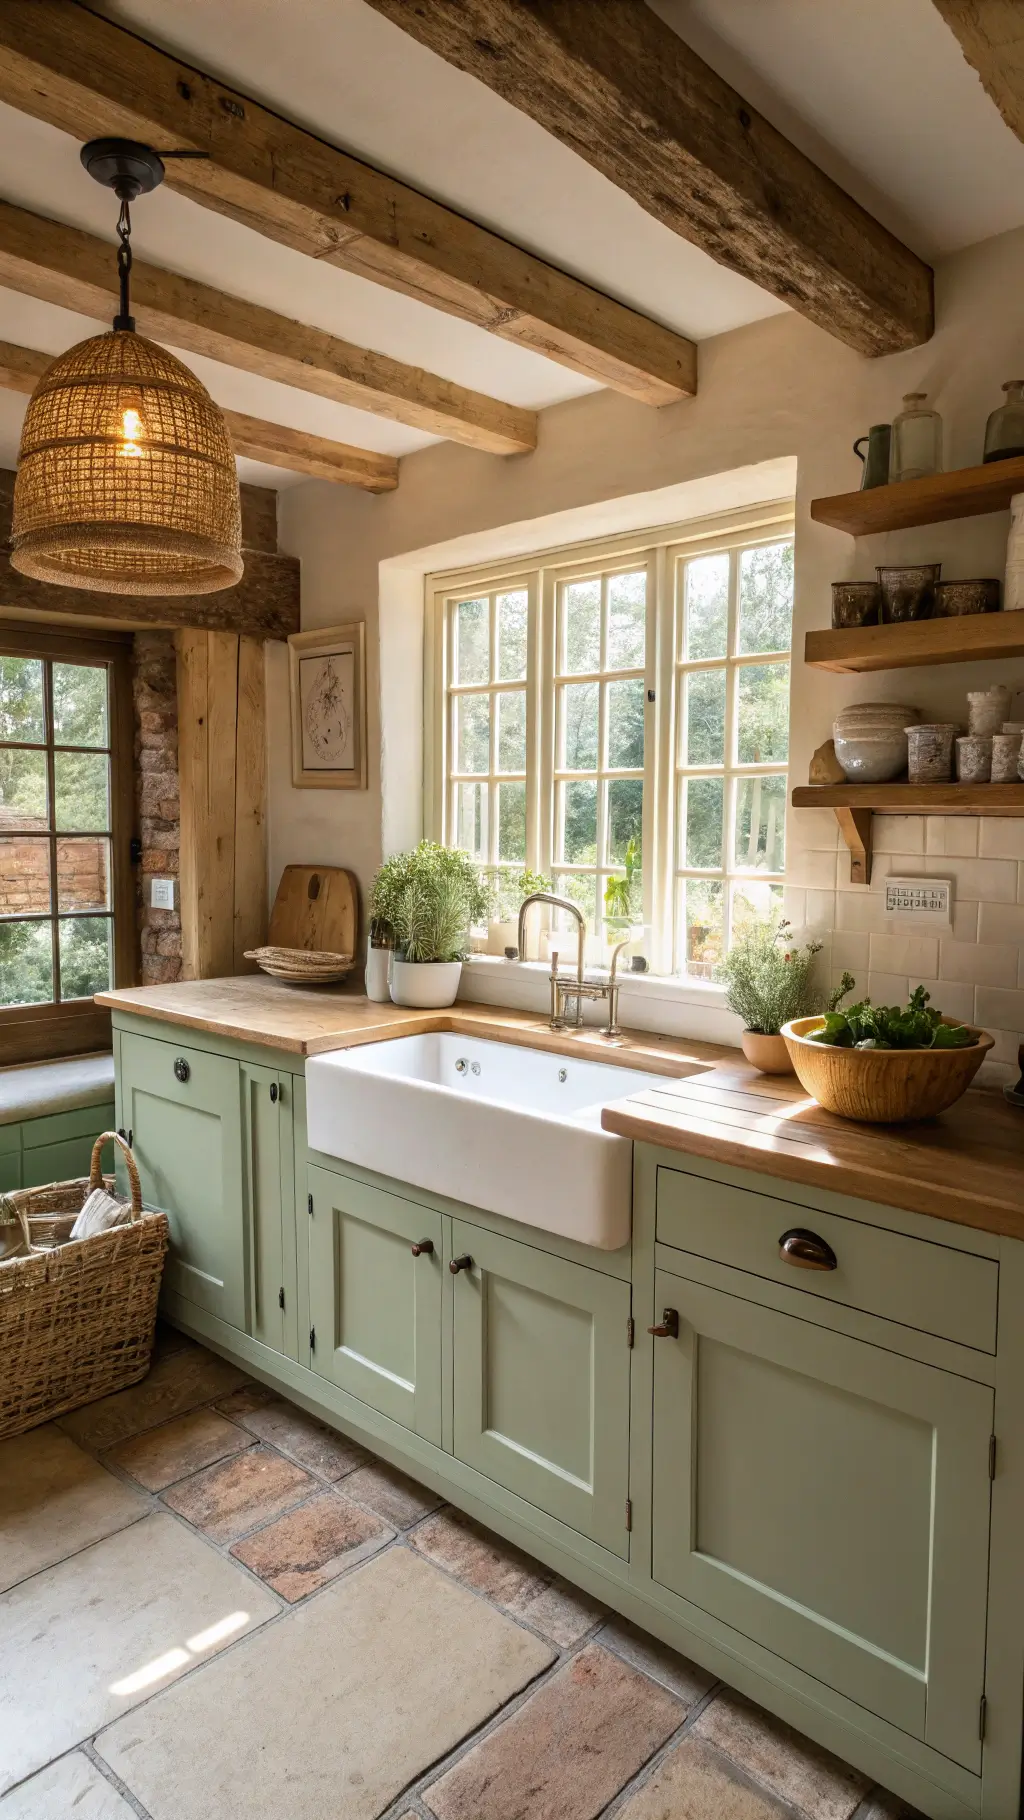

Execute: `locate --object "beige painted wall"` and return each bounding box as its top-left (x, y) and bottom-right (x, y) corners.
top-left (276, 222), bottom-right (1024, 1081)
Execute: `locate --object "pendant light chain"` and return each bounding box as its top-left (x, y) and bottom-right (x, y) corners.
top-left (114, 197), bottom-right (135, 333)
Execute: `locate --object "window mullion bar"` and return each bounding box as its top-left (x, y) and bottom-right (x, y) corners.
top-left (42, 660), bottom-right (60, 1004)
top-left (488, 594), bottom-right (498, 866)
top-left (722, 550), bottom-right (742, 954)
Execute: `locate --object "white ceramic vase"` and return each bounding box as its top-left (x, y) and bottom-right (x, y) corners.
top-left (364, 941), bottom-right (392, 1003)
top-left (389, 959), bottom-right (463, 1009)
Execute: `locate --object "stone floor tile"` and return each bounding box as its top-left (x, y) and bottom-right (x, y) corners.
top-left (230, 1396), bottom-right (371, 1480)
top-left (215, 1382), bottom-right (276, 1419)
top-left (857, 1795), bottom-right (925, 1820)
top-left (345, 1458), bottom-right (445, 1528)
top-left (695, 1693), bottom-right (870, 1820)
top-left (410, 1506), bottom-right (550, 1608)
top-left (151, 1319), bottom-right (195, 1361)
top-left (162, 1444), bottom-right (317, 1542)
top-left (0, 1425), bottom-right (147, 1593)
top-left (105, 1407), bottom-right (252, 1491)
top-left (598, 1616), bottom-right (716, 1707)
top-left (424, 1642), bottom-right (683, 1820)
top-left (0, 1511), bottom-right (276, 1795)
top-left (0, 1752), bottom-right (138, 1818)
top-left (517, 1577), bottom-right (606, 1646)
top-left (96, 1547), bottom-right (554, 1820)
top-left (230, 1489), bottom-right (392, 1599)
top-left (57, 1346), bottom-right (249, 1452)
top-left (614, 1734), bottom-right (790, 1819)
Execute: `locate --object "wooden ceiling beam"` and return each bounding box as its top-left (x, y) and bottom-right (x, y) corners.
top-left (931, 2), bottom-right (1024, 142)
top-left (362, 0), bottom-right (934, 359)
top-left (0, 0), bottom-right (697, 407)
top-left (0, 200), bottom-right (533, 457)
top-left (0, 337), bottom-right (399, 492)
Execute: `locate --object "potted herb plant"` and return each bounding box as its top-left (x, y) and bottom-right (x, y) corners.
top-left (716, 914), bottom-right (854, 1074)
top-left (369, 842), bottom-right (487, 1009)
top-left (603, 838), bottom-right (645, 954)
top-left (484, 866), bottom-right (552, 956)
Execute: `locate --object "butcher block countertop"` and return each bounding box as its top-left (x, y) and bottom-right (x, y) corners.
top-left (97, 976), bottom-right (1024, 1241)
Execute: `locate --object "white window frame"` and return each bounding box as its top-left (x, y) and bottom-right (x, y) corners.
top-left (425, 501), bottom-right (794, 977)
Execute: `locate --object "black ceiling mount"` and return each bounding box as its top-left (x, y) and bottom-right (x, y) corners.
top-left (80, 137), bottom-right (166, 201)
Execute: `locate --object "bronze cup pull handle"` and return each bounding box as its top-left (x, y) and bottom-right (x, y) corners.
top-left (648, 1308), bottom-right (679, 1339)
top-left (779, 1228), bottom-right (838, 1271)
top-left (411, 1239), bottom-right (434, 1257)
top-left (449, 1254), bottom-right (473, 1275)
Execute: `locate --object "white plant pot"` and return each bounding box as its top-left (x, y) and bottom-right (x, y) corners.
top-left (365, 941), bottom-right (392, 1003)
top-left (390, 959), bottom-right (463, 1009)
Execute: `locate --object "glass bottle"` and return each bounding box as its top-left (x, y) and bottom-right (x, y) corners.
top-left (889, 392), bottom-right (942, 482)
top-left (984, 381), bottom-right (1024, 462)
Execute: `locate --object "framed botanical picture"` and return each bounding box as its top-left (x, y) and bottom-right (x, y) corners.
top-left (288, 622), bottom-right (367, 790)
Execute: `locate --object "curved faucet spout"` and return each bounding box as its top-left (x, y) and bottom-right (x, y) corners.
top-left (517, 891), bottom-right (587, 987)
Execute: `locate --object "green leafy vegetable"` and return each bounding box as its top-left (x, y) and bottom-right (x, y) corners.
top-left (808, 985), bottom-right (975, 1051)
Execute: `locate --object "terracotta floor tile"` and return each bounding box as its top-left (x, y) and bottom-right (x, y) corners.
top-left (96, 1549), bottom-right (553, 1820)
top-left (614, 1734), bottom-right (790, 1819)
top-left (231, 1397), bottom-right (370, 1480)
top-left (162, 1444), bottom-right (317, 1542)
top-left (105, 1408), bottom-right (252, 1491)
top-left (231, 1489), bottom-right (392, 1599)
top-left (424, 1642), bottom-right (683, 1820)
top-left (409, 1507), bottom-right (603, 1641)
top-left (215, 1382), bottom-right (277, 1419)
top-left (857, 1796), bottom-right (924, 1820)
top-left (150, 1320), bottom-right (195, 1361)
top-left (517, 1577), bottom-right (605, 1646)
top-left (57, 1347), bottom-right (249, 1452)
top-left (599, 1616), bottom-right (715, 1707)
top-left (344, 1459), bottom-right (444, 1528)
top-left (695, 1693), bottom-right (870, 1820)
top-left (0, 1426), bottom-right (147, 1594)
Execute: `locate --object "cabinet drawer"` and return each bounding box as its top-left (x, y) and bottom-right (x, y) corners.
top-left (656, 1167), bottom-right (998, 1354)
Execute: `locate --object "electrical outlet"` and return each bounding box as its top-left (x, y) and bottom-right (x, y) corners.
top-left (150, 877), bottom-right (177, 911)
top-left (884, 876), bottom-right (952, 927)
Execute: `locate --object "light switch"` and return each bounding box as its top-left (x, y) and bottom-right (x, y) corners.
top-left (150, 877), bottom-right (177, 911)
top-left (884, 876), bottom-right (952, 927)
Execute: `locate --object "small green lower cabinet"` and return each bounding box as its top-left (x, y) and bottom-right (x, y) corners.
top-left (0, 1099), bottom-right (116, 1192)
top-left (114, 1011), bottom-right (1024, 1820)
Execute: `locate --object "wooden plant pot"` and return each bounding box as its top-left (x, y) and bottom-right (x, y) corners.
top-left (782, 1016), bottom-right (994, 1122)
top-left (740, 1031), bottom-right (795, 1075)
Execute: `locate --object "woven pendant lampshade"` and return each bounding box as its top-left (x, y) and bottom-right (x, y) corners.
top-left (11, 329), bottom-right (243, 596)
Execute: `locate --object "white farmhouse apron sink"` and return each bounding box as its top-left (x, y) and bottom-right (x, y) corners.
top-left (305, 1031), bottom-right (690, 1249)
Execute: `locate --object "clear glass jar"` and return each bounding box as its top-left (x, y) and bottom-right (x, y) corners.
top-left (984, 381), bottom-right (1024, 462)
top-left (889, 392), bottom-right (942, 482)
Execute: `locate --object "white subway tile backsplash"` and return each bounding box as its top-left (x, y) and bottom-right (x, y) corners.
top-left (922, 856), bottom-right (1017, 902)
top-left (787, 848), bottom-right (838, 889)
top-left (984, 1026), bottom-right (1022, 1067)
top-left (975, 986), bottom-right (1024, 1032)
top-left (794, 808), bottom-right (841, 852)
top-left (872, 816), bottom-right (926, 854)
top-left (836, 891), bottom-right (890, 933)
top-left (938, 940), bottom-right (1019, 987)
top-left (830, 932), bottom-right (870, 974)
top-left (1018, 861), bottom-right (1024, 904)
top-left (978, 900), bottom-right (1024, 944)
top-left (925, 817), bottom-right (979, 858)
top-left (869, 933), bottom-right (939, 977)
top-left (979, 820), bottom-right (1024, 861)
top-left (782, 886), bottom-right (806, 929)
top-left (866, 971), bottom-right (909, 1004)
top-left (804, 889), bottom-right (837, 932)
top-left (951, 899), bottom-right (979, 941)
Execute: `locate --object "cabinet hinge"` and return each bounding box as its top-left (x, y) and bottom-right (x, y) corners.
top-left (625, 1498), bottom-right (633, 1532)
top-left (307, 1192), bottom-right (313, 1217)
top-left (278, 1286), bottom-right (285, 1311)
top-left (626, 1317), bottom-right (635, 1349)
top-left (989, 1435), bottom-right (997, 1480)
top-left (309, 1326), bottom-right (316, 1353)
top-left (979, 1693), bottom-right (987, 1742)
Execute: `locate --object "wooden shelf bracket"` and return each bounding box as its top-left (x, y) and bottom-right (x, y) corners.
top-left (834, 807), bottom-right (873, 885)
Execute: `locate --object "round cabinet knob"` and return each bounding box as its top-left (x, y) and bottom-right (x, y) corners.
top-left (449, 1254), bottom-right (473, 1275)
top-left (173, 1057), bottom-right (190, 1084)
top-left (648, 1308), bottom-right (679, 1339)
top-left (778, 1228), bottom-right (838, 1271)
top-left (411, 1239), bottom-right (434, 1257)
top-left (269, 1082), bottom-right (279, 1103)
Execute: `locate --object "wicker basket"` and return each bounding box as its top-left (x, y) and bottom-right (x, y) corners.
top-left (0, 1131), bottom-right (169, 1439)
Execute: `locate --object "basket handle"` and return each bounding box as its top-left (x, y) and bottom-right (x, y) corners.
top-left (89, 1130), bottom-right (143, 1220)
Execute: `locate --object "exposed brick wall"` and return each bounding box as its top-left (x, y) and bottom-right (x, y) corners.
top-left (133, 631), bottom-right (182, 985)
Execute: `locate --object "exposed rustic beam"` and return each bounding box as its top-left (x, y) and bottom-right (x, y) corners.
top-left (0, 0), bottom-right (696, 406)
top-left (362, 0), bottom-right (934, 359)
top-left (0, 337), bottom-right (399, 492)
top-left (0, 202), bottom-right (533, 457)
top-left (931, 2), bottom-right (1024, 142)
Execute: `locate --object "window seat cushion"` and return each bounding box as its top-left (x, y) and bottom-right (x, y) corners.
top-left (0, 1053), bottom-right (115, 1128)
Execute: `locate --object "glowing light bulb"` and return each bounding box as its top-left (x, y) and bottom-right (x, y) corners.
top-left (120, 406), bottom-right (143, 457)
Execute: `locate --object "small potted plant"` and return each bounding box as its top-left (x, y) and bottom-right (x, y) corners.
top-left (716, 913), bottom-right (854, 1074)
top-left (603, 839), bottom-right (643, 944)
top-left (484, 866), bottom-right (552, 956)
top-left (370, 842), bottom-right (488, 1009)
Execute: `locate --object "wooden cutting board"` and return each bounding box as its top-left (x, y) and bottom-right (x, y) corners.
top-left (268, 866), bottom-right (359, 957)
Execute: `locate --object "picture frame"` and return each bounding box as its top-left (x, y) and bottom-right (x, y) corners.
top-left (287, 622), bottom-right (367, 790)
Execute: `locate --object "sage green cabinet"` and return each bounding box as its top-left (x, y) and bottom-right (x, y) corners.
top-left (118, 1031), bottom-right (247, 1330)
top-left (241, 1063), bottom-right (296, 1359)
top-left (651, 1261), bottom-right (993, 1775)
top-left (451, 1219), bottom-right (632, 1557)
top-left (306, 1165), bottom-right (443, 1445)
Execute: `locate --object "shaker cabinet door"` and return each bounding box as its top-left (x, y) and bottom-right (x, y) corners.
top-left (651, 1265), bottom-right (993, 1774)
top-left (241, 1063), bottom-right (295, 1360)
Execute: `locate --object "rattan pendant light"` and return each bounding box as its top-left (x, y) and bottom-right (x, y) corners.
top-left (11, 139), bottom-right (242, 596)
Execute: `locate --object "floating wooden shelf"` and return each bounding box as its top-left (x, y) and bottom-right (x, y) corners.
top-left (811, 457), bottom-right (1024, 536)
top-left (805, 613), bottom-right (1024, 673)
top-left (792, 782), bottom-right (1024, 884)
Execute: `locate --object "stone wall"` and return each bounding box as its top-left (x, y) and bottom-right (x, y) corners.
top-left (133, 631), bottom-right (182, 985)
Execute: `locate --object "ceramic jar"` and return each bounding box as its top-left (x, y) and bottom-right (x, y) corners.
top-left (956, 736), bottom-right (993, 783)
top-left (932, 579), bottom-right (1001, 617)
top-left (992, 732), bottom-right (1022, 781)
top-left (831, 582), bottom-right (881, 628)
top-left (967, 686), bottom-right (1011, 735)
top-left (832, 703), bottom-right (918, 783)
top-left (876, 564), bottom-right (941, 623)
top-left (905, 723), bottom-right (958, 783)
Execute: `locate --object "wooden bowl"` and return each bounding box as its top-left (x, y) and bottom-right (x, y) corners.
top-left (781, 1015), bottom-right (994, 1123)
